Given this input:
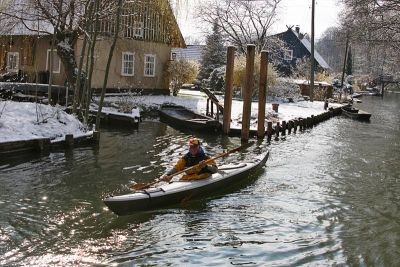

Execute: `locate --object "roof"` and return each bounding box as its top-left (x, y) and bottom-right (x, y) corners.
top-left (289, 28), bottom-right (330, 69)
top-left (171, 45), bottom-right (204, 61)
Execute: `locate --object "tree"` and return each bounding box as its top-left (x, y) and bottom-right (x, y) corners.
top-left (167, 59), bottom-right (199, 96)
top-left (197, 0), bottom-right (283, 54)
top-left (198, 20), bottom-right (225, 81)
top-left (232, 52), bottom-right (278, 97)
top-left (346, 45), bottom-right (353, 75)
top-left (340, 0), bottom-right (400, 76)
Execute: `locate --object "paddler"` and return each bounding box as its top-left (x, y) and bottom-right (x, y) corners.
top-left (162, 137), bottom-right (218, 181)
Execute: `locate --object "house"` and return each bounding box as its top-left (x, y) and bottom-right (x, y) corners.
top-left (171, 45), bottom-right (204, 62)
top-left (0, 0), bottom-right (185, 95)
top-left (274, 26), bottom-right (330, 76)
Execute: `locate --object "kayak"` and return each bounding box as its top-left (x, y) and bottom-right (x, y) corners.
top-left (104, 151), bottom-right (269, 215)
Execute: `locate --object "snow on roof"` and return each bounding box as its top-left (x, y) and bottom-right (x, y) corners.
top-left (291, 79), bottom-right (331, 87)
top-left (171, 45), bottom-right (204, 61)
top-left (290, 28), bottom-right (331, 70)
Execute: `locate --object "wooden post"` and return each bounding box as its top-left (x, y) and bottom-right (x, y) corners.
top-left (267, 121), bottom-right (272, 141)
top-left (211, 101), bottom-right (214, 117)
top-left (257, 51), bottom-right (268, 138)
top-left (241, 44), bottom-right (255, 142)
top-left (206, 99), bottom-right (210, 116)
top-left (288, 120), bottom-right (293, 134)
top-left (281, 121), bottom-right (286, 136)
top-left (93, 131), bottom-right (100, 144)
top-left (223, 46), bottom-right (236, 135)
top-left (65, 134), bottom-right (74, 148)
top-left (293, 119), bottom-right (298, 133)
top-left (275, 122), bottom-right (280, 140)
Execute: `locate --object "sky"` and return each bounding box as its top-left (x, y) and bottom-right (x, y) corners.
top-left (173, 0), bottom-right (344, 43)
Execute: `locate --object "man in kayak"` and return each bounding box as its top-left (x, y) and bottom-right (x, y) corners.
top-left (162, 137), bottom-right (218, 181)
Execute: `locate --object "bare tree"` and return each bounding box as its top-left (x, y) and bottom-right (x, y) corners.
top-left (339, 0), bottom-right (400, 76)
top-left (197, 0), bottom-right (282, 53)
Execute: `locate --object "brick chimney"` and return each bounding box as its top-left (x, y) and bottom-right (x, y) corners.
top-left (295, 25), bottom-right (300, 34)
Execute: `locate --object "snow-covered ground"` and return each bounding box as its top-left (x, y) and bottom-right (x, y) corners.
top-left (0, 101), bottom-right (91, 143)
top-left (0, 91), bottom-right (341, 143)
top-left (100, 89), bottom-right (341, 129)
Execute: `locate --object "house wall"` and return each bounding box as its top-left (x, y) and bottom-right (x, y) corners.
top-left (0, 36), bottom-right (66, 85)
top-left (75, 38), bottom-right (171, 94)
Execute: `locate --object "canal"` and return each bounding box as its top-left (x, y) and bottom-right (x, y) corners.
top-left (0, 94), bottom-right (399, 266)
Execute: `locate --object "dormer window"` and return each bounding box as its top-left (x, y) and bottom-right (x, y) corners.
top-left (284, 49), bottom-right (293, 61)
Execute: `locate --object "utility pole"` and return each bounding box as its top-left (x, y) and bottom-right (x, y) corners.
top-left (310, 0), bottom-right (315, 102)
top-left (340, 36), bottom-right (349, 102)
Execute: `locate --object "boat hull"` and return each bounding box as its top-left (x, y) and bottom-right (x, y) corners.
top-left (159, 106), bottom-right (221, 132)
top-left (104, 152), bottom-right (269, 215)
top-left (341, 107), bottom-right (371, 121)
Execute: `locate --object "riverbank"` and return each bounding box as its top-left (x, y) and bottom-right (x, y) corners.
top-left (1, 93), bottom-right (342, 145)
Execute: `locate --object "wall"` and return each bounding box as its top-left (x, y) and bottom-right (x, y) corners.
top-left (75, 38), bottom-right (171, 94)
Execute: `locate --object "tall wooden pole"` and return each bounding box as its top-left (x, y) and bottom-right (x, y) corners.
top-left (257, 51), bottom-right (268, 138)
top-left (340, 36), bottom-right (349, 102)
top-left (223, 46), bottom-right (236, 134)
top-left (310, 0), bottom-right (315, 102)
top-left (241, 44), bottom-right (255, 142)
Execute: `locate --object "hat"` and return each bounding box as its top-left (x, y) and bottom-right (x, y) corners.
top-left (188, 137), bottom-right (200, 146)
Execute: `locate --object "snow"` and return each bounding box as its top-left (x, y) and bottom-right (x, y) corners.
top-left (0, 90), bottom-right (341, 143)
top-left (0, 101), bottom-right (91, 143)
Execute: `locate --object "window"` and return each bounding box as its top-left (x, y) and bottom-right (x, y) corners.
top-left (284, 49), bottom-right (293, 61)
top-left (46, 49), bottom-right (61, 73)
top-left (132, 21), bottom-right (144, 38)
top-left (7, 52), bottom-right (19, 71)
top-left (121, 52), bottom-right (134, 76)
top-left (144, 54), bottom-right (155, 77)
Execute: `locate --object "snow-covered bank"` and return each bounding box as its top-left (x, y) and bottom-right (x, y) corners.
top-left (99, 91), bottom-right (342, 129)
top-left (0, 101), bottom-right (91, 143)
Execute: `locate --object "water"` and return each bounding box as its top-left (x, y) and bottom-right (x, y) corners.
top-left (1, 94), bottom-right (399, 266)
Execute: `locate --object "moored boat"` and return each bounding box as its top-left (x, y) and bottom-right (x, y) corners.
top-left (159, 105), bottom-right (222, 132)
top-left (103, 151), bottom-right (269, 215)
top-left (341, 106), bottom-right (371, 121)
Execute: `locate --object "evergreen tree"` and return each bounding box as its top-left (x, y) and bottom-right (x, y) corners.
top-left (346, 46), bottom-right (353, 75)
top-left (198, 21), bottom-right (225, 81)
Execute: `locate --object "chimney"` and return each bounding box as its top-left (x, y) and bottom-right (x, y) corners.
top-left (295, 25), bottom-right (300, 34)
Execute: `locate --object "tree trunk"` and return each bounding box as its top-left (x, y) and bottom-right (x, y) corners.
top-left (95, 0), bottom-right (123, 131)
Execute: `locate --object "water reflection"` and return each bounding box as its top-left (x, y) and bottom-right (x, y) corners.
top-left (1, 94), bottom-right (399, 265)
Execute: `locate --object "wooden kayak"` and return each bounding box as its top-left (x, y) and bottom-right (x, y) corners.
top-left (341, 106), bottom-right (371, 121)
top-left (159, 105), bottom-right (222, 132)
top-left (103, 151), bottom-right (269, 215)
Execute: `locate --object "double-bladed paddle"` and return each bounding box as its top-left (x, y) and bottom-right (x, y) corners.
top-left (130, 141), bottom-right (254, 191)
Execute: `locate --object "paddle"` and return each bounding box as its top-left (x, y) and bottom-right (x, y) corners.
top-left (130, 141), bottom-right (254, 191)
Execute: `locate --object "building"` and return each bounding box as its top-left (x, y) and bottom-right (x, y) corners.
top-left (171, 45), bottom-right (204, 62)
top-left (0, 0), bottom-right (185, 95)
top-left (274, 26), bottom-right (330, 76)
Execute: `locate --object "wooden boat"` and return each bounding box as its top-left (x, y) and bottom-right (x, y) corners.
top-left (159, 105), bottom-right (222, 132)
top-left (341, 106), bottom-right (371, 121)
top-left (103, 151), bottom-right (269, 215)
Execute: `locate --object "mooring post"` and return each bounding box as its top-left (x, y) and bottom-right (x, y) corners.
top-left (275, 122), bottom-right (280, 140)
top-left (288, 120), bottom-right (293, 134)
top-left (241, 44), bottom-right (255, 142)
top-left (65, 134), bottom-right (74, 148)
top-left (257, 51), bottom-right (268, 138)
top-left (267, 121), bottom-right (272, 141)
top-left (281, 121), bottom-right (286, 136)
top-left (93, 131), bottom-right (100, 144)
top-left (223, 46), bottom-right (236, 135)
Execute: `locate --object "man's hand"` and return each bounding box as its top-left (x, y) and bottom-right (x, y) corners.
top-left (199, 160), bottom-right (207, 169)
top-left (160, 175), bottom-right (171, 182)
